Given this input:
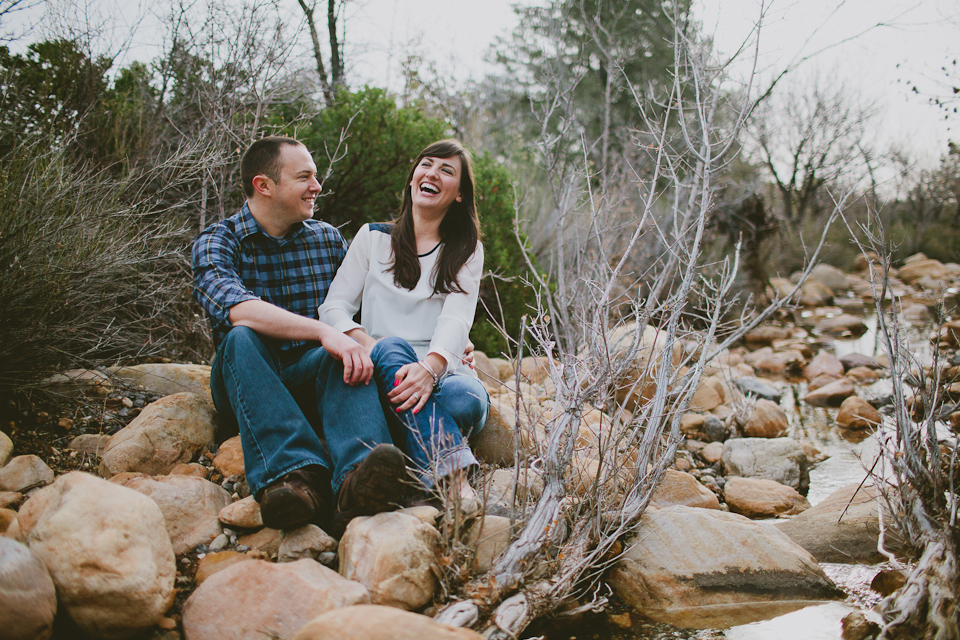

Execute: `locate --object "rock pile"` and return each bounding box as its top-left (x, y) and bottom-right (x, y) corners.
top-left (2, 252), bottom-right (956, 638)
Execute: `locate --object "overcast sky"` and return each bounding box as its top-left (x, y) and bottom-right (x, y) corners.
top-left (9, 0), bottom-right (958, 168)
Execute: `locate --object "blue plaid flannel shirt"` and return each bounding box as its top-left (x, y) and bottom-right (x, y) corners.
top-left (192, 203), bottom-right (348, 352)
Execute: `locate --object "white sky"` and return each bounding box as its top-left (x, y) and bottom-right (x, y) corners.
top-left (7, 0), bottom-right (958, 168)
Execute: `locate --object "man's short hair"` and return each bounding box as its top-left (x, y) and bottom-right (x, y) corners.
top-left (240, 136), bottom-right (304, 198)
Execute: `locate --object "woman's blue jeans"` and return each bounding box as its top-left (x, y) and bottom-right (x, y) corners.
top-left (369, 337), bottom-right (489, 488)
top-left (210, 326), bottom-right (394, 497)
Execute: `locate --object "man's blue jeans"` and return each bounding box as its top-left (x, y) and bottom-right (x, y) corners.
top-left (210, 326), bottom-right (393, 497)
top-left (369, 337), bottom-right (489, 488)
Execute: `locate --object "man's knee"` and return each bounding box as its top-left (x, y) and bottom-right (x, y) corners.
top-left (221, 325), bottom-right (262, 351)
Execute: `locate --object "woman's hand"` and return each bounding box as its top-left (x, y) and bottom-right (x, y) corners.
top-left (387, 362), bottom-right (434, 414)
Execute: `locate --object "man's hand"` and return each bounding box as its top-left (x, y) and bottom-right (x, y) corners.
top-left (320, 328), bottom-right (373, 386)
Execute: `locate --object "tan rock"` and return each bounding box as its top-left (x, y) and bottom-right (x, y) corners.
top-left (108, 363), bottom-right (212, 404)
top-left (66, 433), bottom-right (111, 457)
top-left (0, 492), bottom-right (21, 509)
top-left (472, 351), bottom-right (499, 387)
top-left (744, 326), bottom-right (791, 348)
top-left (774, 483), bottom-right (908, 563)
top-left (0, 455), bottom-right (54, 493)
top-left (213, 436), bottom-right (244, 478)
top-left (701, 442), bottom-right (724, 464)
top-left (293, 604), bottom-right (484, 640)
top-left (278, 524), bottom-right (338, 563)
top-left (741, 399), bottom-right (789, 438)
top-left (8, 472), bottom-right (175, 639)
top-left (809, 264), bottom-right (850, 291)
top-left (194, 551), bottom-right (254, 585)
top-left (609, 506), bottom-right (841, 629)
top-left (101, 392), bottom-right (216, 477)
top-left (519, 356), bottom-right (551, 384)
top-left (801, 280), bottom-right (834, 307)
top-left (470, 393), bottom-right (535, 466)
top-left (218, 495), bottom-right (262, 529)
top-left (836, 397), bottom-right (881, 431)
top-left (111, 473), bottom-right (230, 554)
top-left (339, 511), bottom-right (440, 610)
top-left (0, 508), bottom-right (16, 534)
top-left (37, 369), bottom-right (112, 399)
top-left (484, 468), bottom-right (544, 510)
top-left (803, 378), bottom-right (856, 408)
top-left (721, 438), bottom-right (809, 493)
top-left (182, 559), bottom-right (369, 640)
top-left (803, 352), bottom-right (844, 381)
top-left (689, 377), bottom-right (724, 411)
top-left (679, 413), bottom-right (706, 440)
top-left (898, 258), bottom-right (949, 284)
top-left (238, 527), bottom-right (282, 556)
top-left (0, 431), bottom-right (12, 467)
top-left (465, 515), bottom-right (513, 573)
top-left (724, 477), bottom-right (810, 518)
top-left (649, 470), bottom-right (720, 510)
top-left (0, 537), bottom-right (57, 640)
top-left (815, 314), bottom-right (868, 337)
top-left (846, 367), bottom-right (880, 384)
top-left (170, 462), bottom-right (208, 478)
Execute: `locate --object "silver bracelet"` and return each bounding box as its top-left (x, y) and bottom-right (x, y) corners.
top-left (416, 359), bottom-right (440, 388)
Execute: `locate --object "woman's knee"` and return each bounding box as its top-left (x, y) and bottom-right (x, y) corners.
top-left (370, 336), bottom-right (416, 362)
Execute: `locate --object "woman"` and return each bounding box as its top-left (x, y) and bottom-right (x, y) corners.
top-left (318, 139), bottom-right (489, 513)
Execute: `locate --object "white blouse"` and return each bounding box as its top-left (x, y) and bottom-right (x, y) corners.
top-left (318, 223), bottom-right (484, 376)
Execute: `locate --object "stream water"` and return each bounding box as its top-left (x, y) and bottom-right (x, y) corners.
top-left (615, 314), bottom-right (921, 640)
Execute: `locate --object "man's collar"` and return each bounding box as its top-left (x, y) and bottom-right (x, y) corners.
top-left (237, 202), bottom-right (305, 242)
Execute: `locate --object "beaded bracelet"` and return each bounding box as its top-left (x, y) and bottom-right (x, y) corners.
top-left (416, 359), bottom-right (440, 389)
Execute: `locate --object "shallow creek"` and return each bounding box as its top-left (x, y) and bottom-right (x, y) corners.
top-left (619, 316), bottom-right (916, 640)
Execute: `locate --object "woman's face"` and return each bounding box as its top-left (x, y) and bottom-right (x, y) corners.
top-left (409, 155), bottom-right (462, 216)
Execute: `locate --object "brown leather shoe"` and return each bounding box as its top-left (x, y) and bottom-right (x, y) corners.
top-left (333, 444), bottom-right (407, 534)
top-left (259, 465), bottom-right (332, 531)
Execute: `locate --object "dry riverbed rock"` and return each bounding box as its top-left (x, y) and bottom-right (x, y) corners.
top-left (108, 363), bottom-right (213, 404)
top-left (609, 506), bottom-right (842, 628)
top-left (803, 378), bottom-right (856, 408)
top-left (0, 455), bottom-right (54, 493)
top-left (650, 469), bottom-right (720, 510)
top-left (7, 472), bottom-right (175, 639)
top-left (0, 431), bottom-right (12, 467)
top-left (111, 473), bottom-right (231, 554)
top-left (774, 483), bottom-right (908, 563)
top-left (0, 537), bottom-right (57, 640)
top-left (741, 399), bottom-right (789, 438)
top-left (338, 511), bottom-right (441, 610)
top-left (293, 604), bottom-right (485, 640)
top-left (100, 392), bottom-right (215, 477)
top-left (722, 438), bottom-right (810, 494)
top-left (723, 477), bottom-right (811, 518)
top-left (182, 559), bottom-right (369, 640)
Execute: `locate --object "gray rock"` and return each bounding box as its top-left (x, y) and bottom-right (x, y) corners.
top-left (703, 415), bottom-right (731, 443)
top-left (734, 377), bottom-right (782, 402)
top-left (66, 434), bottom-right (112, 457)
top-left (0, 537), bottom-right (57, 640)
top-left (721, 438), bottom-right (810, 495)
top-left (278, 524), bottom-right (338, 563)
top-left (838, 353), bottom-right (881, 371)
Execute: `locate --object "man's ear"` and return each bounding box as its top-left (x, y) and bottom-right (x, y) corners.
top-left (251, 175), bottom-right (273, 197)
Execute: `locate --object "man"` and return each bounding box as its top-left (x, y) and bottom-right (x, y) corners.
top-left (193, 136), bottom-right (406, 534)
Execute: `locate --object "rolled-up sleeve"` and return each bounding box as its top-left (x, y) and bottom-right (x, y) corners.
top-left (429, 242), bottom-right (484, 368)
top-left (192, 225), bottom-right (259, 332)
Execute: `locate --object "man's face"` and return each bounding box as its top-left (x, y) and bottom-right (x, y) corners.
top-left (268, 144), bottom-right (320, 231)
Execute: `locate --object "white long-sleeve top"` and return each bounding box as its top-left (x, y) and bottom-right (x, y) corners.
top-left (318, 223), bottom-right (484, 377)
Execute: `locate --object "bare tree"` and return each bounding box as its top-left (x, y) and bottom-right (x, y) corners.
top-left (295, 0), bottom-right (344, 106)
top-left (430, 8), bottom-right (841, 637)
top-left (749, 71), bottom-right (880, 225)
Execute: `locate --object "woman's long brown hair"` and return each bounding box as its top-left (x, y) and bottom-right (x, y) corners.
top-left (388, 139), bottom-right (481, 294)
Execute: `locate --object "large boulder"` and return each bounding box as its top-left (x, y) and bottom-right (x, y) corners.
top-left (182, 559), bottom-right (369, 640)
top-left (724, 477), bottom-right (811, 518)
top-left (0, 431), bottom-right (12, 467)
top-left (100, 392), bottom-right (215, 477)
top-left (897, 258), bottom-right (950, 284)
top-left (7, 472), bottom-right (175, 639)
top-left (609, 506), bottom-right (842, 628)
top-left (293, 604), bottom-right (485, 640)
top-left (338, 511), bottom-right (441, 610)
top-left (110, 473), bottom-right (231, 554)
top-left (741, 399), bottom-right (789, 438)
top-left (809, 264), bottom-right (850, 292)
top-left (774, 483), bottom-right (909, 563)
top-left (0, 537), bottom-right (57, 640)
top-left (721, 438), bottom-right (809, 494)
top-left (108, 363), bottom-right (212, 404)
top-left (0, 455), bottom-right (54, 493)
